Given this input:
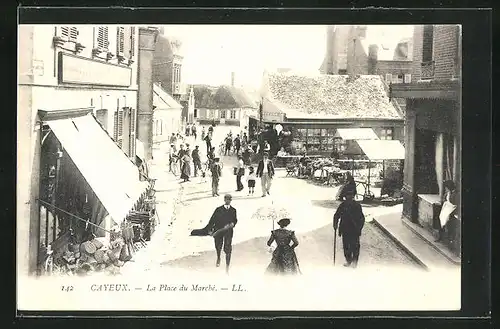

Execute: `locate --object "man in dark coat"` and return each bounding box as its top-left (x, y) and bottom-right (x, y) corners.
top-left (204, 194), bottom-right (238, 273)
top-left (191, 145), bottom-right (202, 177)
top-left (333, 191), bottom-right (365, 268)
top-left (225, 135), bottom-right (233, 156)
top-left (204, 133), bottom-right (212, 154)
top-left (256, 152), bottom-right (275, 197)
top-left (234, 135), bottom-right (241, 155)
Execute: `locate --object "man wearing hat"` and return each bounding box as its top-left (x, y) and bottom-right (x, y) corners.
top-left (333, 190), bottom-right (365, 268)
top-left (256, 152), bottom-right (275, 197)
top-left (191, 145), bottom-right (202, 177)
top-left (211, 157), bottom-right (222, 196)
top-left (204, 194), bottom-right (238, 273)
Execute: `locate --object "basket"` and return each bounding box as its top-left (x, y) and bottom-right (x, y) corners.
top-left (91, 239), bottom-right (103, 250)
top-left (94, 249), bottom-right (106, 263)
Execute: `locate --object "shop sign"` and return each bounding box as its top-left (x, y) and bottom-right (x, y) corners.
top-left (262, 111), bottom-right (284, 122)
top-left (58, 53), bottom-right (132, 87)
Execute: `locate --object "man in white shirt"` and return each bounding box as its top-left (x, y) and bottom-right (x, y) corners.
top-left (256, 152), bottom-right (275, 197)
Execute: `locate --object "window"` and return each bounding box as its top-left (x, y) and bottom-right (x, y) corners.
top-left (96, 26), bottom-right (109, 51)
top-left (380, 128), bottom-right (394, 140)
top-left (422, 25), bottom-right (434, 62)
top-left (116, 26), bottom-right (125, 56)
top-left (404, 74), bottom-right (412, 83)
top-left (230, 110), bottom-right (236, 119)
top-left (194, 108), bottom-right (198, 118)
top-left (338, 69), bottom-right (347, 75)
top-left (385, 73), bottom-right (392, 83)
top-left (220, 110), bottom-right (226, 119)
top-left (59, 26), bottom-right (79, 42)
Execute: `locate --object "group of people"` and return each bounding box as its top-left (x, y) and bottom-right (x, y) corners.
top-left (220, 131), bottom-right (249, 157)
top-left (234, 151), bottom-right (275, 197)
top-left (191, 186), bottom-right (366, 275)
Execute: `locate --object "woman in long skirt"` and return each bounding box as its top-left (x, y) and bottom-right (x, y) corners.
top-left (180, 154), bottom-right (192, 182)
top-left (266, 218), bottom-right (301, 275)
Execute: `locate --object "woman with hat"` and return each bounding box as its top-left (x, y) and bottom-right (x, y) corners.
top-left (266, 218), bottom-right (301, 275)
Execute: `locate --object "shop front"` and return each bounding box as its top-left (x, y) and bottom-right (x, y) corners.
top-left (391, 81), bottom-right (461, 257)
top-left (36, 109), bottom-right (150, 275)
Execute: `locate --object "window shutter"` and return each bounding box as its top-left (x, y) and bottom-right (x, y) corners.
top-left (97, 26), bottom-right (109, 51)
top-left (113, 111), bottom-right (119, 141)
top-left (129, 27), bottom-right (136, 58)
top-left (116, 26), bottom-right (125, 55)
top-left (59, 26), bottom-right (69, 38)
top-left (404, 74), bottom-right (412, 83)
top-left (69, 27), bottom-right (78, 42)
top-left (129, 108), bottom-right (136, 157)
top-left (117, 109), bottom-right (124, 148)
top-left (385, 73), bottom-right (392, 83)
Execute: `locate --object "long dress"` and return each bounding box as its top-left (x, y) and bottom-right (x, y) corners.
top-left (266, 229), bottom-right (301, 275)
top-left (180, 155), bottom-right (191, 180)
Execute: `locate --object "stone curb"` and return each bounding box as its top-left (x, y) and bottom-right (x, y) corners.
top-left (371, 217), bottom-right (429, 271)
top-left (401, 218), bottom-right (461, 265)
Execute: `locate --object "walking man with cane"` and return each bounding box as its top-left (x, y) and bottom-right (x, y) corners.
top-left (333, 190), bottom-right (365, 268)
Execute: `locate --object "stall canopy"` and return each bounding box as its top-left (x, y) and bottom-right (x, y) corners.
top-left (334, 128), bottom-right (380, 140)
top-left (46, 113), bottom-right (149, 225)
top-left (344, 140), bottom-right (405, 160)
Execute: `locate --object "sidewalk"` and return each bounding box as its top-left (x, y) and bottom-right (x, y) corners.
top-left (372, 211), bottom-right (461, 271)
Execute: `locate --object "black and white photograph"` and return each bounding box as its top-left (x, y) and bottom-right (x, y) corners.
top-left (17, 22), bottom-right (464, 311)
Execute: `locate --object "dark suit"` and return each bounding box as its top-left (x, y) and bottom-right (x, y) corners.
top-left (333, 200), bottom-right (365, 265)
top-left (205, 205), bottom-right (238, 255)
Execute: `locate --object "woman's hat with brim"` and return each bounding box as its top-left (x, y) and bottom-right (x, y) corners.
top-left (277, 218), bottom-right (291, 227)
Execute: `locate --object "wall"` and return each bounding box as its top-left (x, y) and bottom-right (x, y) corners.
top-left (153, 108), bottom-right (183, 142)
top-left (411, 25), bottom-right (459, 81)
top-left (196, 108), bottom-right (242, 125)
top-left (433, 25), bottom-right (459, 80)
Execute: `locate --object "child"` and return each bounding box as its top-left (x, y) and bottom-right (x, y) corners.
top-left (247, 166), bottom-right (256, 195)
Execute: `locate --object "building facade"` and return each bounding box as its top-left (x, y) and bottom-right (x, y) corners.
top-left (193, 85), bottom-right (257, 127)
top-left (152, 83), bottom-right (183, 143)
top-left (18, 24), bottom-right (144, 274)
top-left (390, 25), bottom-right (461, 257)
top-left (153, 34), bottom-right (185, 102)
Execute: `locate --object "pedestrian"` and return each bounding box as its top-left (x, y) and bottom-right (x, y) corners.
top-left (168, 143), bottom-right (177, 173)
top-left (333, 190), bottom-right (365, 268)
top-left (201, 126), bottom-right (206, 141)
top-left (185, 124), bottom-right (191, 136)
top-left (336, 172), bottom-right (357, 201)
top-left (202, 194), bottom-right (237, 273)
top-left (208, 125), bottom-right (214, 135)
top-left (436, 180), bottom-right (458, 242)
top-left (192, 145), bottom-right (202, 177)
top-left (180, 152), bottom-right (192, 182)
top-left (243, 132), bottom-right (248, 145)
top-left (169, 133), bottom-right (177, 145)
top-left (204, 133), bottom-right (212, 154)
top-left (256, 152), bottom-right (275, 197)
top-left (225, 135), bottom-right (232, 156)
top-left (246, 166), bottom-right (256, 195)
top-left (234, 134), bottom-right (241, 155)
top-left (191, 124), bottom-right (197, 140)
top-left (235, 155), bottom-right (245, 192)
top-left (242, 145), bottom-right (252, 166)
top-left (266, 218), bottom-right (301, 275)
top-left (177, 144), bottom-right (188, 173)
top-left (264, 140), bottom-right (271, 153)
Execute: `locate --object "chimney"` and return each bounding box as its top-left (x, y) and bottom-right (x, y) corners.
top-left (368, 44), bottom-right (379, 75)
top-left (231, 72), bottom-right (235, 87)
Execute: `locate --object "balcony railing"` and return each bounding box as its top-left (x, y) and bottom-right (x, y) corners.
top-left (421, 61), bottom-right (435, 80)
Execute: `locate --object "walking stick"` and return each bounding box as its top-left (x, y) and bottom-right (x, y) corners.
top-left (333, 227), bottom-right (337, 265)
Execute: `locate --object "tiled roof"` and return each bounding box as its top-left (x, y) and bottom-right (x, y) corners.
top-left (266, 73), bottom-right (402, 120)
top-left (193, 85), bottom-right (257, 109)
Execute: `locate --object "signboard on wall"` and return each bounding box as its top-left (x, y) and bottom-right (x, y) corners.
top-left (58, 53), bottom-right (132, 87)
top-left (262, 111), bottom-right (284, 123)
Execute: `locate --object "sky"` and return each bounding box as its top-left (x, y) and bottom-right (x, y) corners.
top-left (160, 25), bottom-right (414, 90)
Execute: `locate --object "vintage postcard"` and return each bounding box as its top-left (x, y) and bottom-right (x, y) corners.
top-left (17, 22), bottom-right (462, 312)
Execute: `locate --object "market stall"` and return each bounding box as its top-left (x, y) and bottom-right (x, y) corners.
top-left (343, 139), bottom-right (405, 203)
